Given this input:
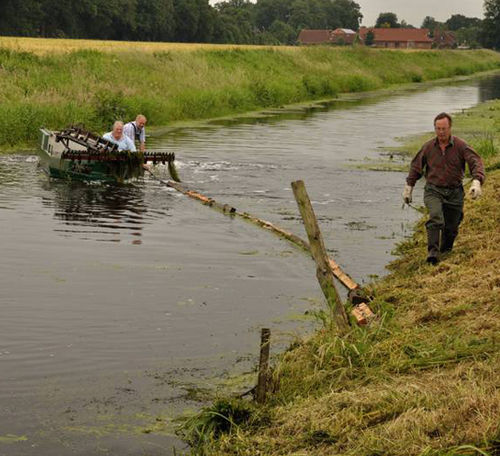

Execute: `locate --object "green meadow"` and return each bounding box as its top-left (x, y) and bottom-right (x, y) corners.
top-left (1, 43), bottom-right (500, 150)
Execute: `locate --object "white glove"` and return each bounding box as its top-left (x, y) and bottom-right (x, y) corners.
top-left (468, 179), bottom-right (482, 199)
top-left (402, 185), bottom-right (413, 204)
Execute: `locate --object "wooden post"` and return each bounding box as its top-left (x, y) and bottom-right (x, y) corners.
top-left (291, 180), bottom-right (350, 334)
top-left (256, 328), bottom-right (271, 404)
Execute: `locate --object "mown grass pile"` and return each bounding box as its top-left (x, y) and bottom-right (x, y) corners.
top-left (1, 43), bottom-right (500, 150)
top-left (180, 102), bottom-right (500, 455)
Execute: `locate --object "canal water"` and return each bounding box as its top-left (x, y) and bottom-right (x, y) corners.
top-left (1, 75), bottom-right (499, 455)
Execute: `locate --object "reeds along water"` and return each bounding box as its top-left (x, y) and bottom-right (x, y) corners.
top-left (1, 44), bottom-right (500, 150)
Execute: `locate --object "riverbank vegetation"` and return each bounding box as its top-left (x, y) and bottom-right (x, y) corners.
top-left (180, 100), bottom-right (500, 454)
top-left (1, 44), bottom-right (500, 151)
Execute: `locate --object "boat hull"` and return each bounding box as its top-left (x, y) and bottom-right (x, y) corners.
top-left (37, 129), bottom-right (144, 183)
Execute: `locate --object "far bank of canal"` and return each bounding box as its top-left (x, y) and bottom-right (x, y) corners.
top-left (1, 74), bottom-right (500, 455)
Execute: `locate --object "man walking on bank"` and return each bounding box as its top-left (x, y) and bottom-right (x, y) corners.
top-left (402, 112), bottom-right (485, 264)
top-left (124, 114), bottom-right (147, 152)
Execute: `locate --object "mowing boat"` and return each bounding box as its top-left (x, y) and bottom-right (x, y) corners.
top-left (38, 126), bottom-right (178, 183)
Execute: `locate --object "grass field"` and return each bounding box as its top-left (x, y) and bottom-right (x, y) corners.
top-left (180, 100), bottom-right (500, 455)
top-left (1, 39), bottom-right (500, 151)
top-left (0, 36), bottom-right (275, 55)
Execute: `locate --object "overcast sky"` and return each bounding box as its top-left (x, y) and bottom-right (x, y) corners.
top-left (356, 0), bottom-right (484, 27)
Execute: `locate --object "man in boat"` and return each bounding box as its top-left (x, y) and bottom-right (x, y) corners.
top-left (124, 115), bottom-right (147, 152)
top-left (402, 112), bottom-right (485, 265)
top-left (103, 121), bottom-right (137, 151)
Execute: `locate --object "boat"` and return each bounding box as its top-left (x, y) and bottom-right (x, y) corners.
top-left (38, 126), bottom-right (177, 183)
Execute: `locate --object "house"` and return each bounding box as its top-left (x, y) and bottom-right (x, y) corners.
top-left (297, 29), bottom-right (333, 45)
top-left (297, 28), bottom-right (357, 45)
top-left (433, 30), bottom-right (457, 49)
top-left (331, 28), bottom-right (358, 45)
top-left (359, 28), bottom-right (433, 49)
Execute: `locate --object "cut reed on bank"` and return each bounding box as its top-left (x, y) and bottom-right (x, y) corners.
top-left (179, 99), bottom-right (500, 455)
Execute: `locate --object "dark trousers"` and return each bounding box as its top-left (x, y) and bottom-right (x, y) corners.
top-left (423, 183), bottom-right (464, 256)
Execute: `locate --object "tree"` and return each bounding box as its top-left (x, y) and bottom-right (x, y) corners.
top-left (173, 0), bottom-right (215, 42)
top-left (482, 0), bottom-right (500, 49)
top-left (329, 0), bottom-right (362, 31)
top-left (213, 0), bottom-right (256, 43)
top-left (456, 25), bottom-right (481, 48)
top-left (421, 16), bottom-right (441, 37)
top-left (400, 20), bottom-right (414, 29)
top-left (289, 0), bottom-right (312, 30)
top-left (421, 16), bottom-right (438, 29)
top-left (254, 0), bottom-right (292, 31)
top-left (365, 30), bottom-right (374, 46)
top-left (269, 19), bottom-right (296, 44)
top-left (0, 0), bottom-right (43, 36)
top-left (134, 0), bottom-right (175, 41)
top-left (375, 12), bottom-right (399, 28)
top-left (445, 14), bottom-right (481, 31)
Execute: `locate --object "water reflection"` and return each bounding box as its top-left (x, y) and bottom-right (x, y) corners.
top-left (479, 74), bottom-right (500, 102)
top-left (40, 180), bottom-right (150, 243)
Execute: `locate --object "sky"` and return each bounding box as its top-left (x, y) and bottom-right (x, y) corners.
top-left (356, 0), bottom-right (485, 27)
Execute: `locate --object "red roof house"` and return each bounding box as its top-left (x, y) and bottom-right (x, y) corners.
top-left (433, 30), bottom-right (457, 49)
top-left (297, 29), bottom-right (333, 45)
top-left (359, 28), bottom-right (433, 49)
top-left (331, 28), bottom-right (358, 45)
top-left (298, 28), bottom-right (357, 45)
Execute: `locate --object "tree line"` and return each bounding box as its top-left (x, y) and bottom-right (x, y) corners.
top-left (0, 0), bottom-right (362, 45)
top-left (0, 0), bottom-right (499, 49)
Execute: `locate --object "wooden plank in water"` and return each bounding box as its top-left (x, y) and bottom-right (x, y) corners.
top-left (152, 173), bottom-right (361, 292)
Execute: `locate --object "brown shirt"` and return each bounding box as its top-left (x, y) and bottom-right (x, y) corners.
top-left (406, 136), bottom-right (485, 188)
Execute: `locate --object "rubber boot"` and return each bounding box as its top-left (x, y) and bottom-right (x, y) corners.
top-left (426, 228), bottom-right (441, 265)
top-left (440, 233), bottom-right (456, 253)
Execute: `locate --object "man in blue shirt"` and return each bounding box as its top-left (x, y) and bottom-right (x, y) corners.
top-left (124, 115), bottom-right (147, 152)
top-left (103, 121), bottom-right (136, 151)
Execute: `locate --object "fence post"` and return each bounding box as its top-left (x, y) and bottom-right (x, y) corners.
top-left (256, 328), bottom-right (271, 404)
top-left (291, 180), bottom-right (350, 334)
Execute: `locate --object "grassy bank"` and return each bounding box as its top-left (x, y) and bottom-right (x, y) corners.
top-left (181, 101), bottom-right (500, 454)
top-left (1, 41), bottom-right (500, 151)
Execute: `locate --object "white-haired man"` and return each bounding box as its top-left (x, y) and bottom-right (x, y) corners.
top-left (103, 121), bottom-right (136, 151)
top-left (124, 115), bottom-right (147, 152)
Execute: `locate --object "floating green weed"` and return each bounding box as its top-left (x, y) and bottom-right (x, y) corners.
top-left (0, 434), bottom-right (28, 444)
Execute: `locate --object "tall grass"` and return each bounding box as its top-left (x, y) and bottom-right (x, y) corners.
top-left (1, 44), bottom-right (500, 149)
top-left (182, 167), bottom-right (500, 455)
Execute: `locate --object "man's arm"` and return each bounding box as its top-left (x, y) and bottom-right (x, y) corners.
top-left (140, 128), bottom-right (146, 153)
top-left (463, 145), bottom-right (486, 185)
top-left (406, 148), bottom-right (426, 187)
top-left (402, 147), bottom-right (426, 204)
top-left (463, 145), bottom-right (485, 199)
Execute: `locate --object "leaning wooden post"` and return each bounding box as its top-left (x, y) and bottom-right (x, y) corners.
top-left (291, 180), bottom-right (350, 334)
top-left (256, 328), bottom-right (271, 404)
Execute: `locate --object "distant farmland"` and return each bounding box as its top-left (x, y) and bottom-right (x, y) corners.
top-left (0, 36), bottom-right (282, 55)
